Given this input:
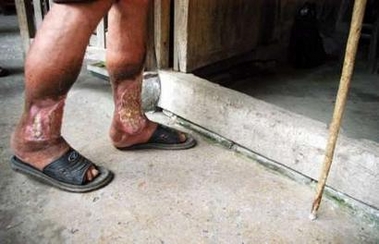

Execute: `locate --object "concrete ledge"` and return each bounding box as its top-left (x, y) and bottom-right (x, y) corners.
top-left (165, 113), bottom-right (379, 224)
top-left (158, 70), bottom-right (379, 210)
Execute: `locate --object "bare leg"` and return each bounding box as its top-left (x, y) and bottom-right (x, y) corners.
top-left (11, 1), bottom-right (113, 181)
top-left (107, 0), bottom-right (185, 148)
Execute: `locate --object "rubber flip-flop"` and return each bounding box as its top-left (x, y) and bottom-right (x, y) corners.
top-left (118, 124), bottom-right (197, 150)
top-left (10, 148), bottom-right (113, 193)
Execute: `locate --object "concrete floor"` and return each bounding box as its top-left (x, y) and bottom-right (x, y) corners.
top-left (1, 14), bottom-right (379, 243)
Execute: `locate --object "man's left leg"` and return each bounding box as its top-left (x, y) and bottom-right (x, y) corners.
top-left (10, 0), bottom-right (114, 191)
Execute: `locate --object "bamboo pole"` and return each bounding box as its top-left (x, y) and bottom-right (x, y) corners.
top-left (310, 0), bottom-right (367, 220)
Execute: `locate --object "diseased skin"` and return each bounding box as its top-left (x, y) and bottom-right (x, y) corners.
top-left (106, 1), bottom-right (186, 148)
top-left (11, 0), bottom-right (114, 181)
top-left (27, 98), bottom-right (65, 141)
top-left (10, 0), bottom-right (186, 184)
top-left (108, 73), bottom-right (160, 148)
top-left (118, 82), bottom-right (146, 134)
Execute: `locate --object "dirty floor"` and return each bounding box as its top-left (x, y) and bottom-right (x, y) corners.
top-left (1, 14), bottom-right (379, 244)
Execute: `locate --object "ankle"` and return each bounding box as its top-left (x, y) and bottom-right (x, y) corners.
top-left (11, 135), bottom-right (70, 169)
top-left (109, 120), bottom-right (157, 147)
top-left (109, 121), bottom-right (142, 147)
top-left (110, 112), bottom-right (148, 136)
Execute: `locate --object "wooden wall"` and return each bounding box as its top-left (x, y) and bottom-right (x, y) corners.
top-left (173, 0), bottom-right (343, 73)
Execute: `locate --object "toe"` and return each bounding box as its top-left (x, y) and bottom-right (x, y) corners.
top-left (178, 132), bottom-right (187, 142)
top-left (85, 166), bottom-right (99, 182)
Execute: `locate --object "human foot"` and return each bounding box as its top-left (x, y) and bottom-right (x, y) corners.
top-left (110, 79), bottom-right (191, 149)
top-left (10, 134), bottom-right (113, 192)
top-left (10, 97), bottom-right (101, 184)
top-left (11, 133), bottom-right (100, 184)
top-left (110, 120), bottom-right (196, 150)
top-left (117, 124), bottom-right (196, 150)
top-left (10, 148), bottom-right (113, 192)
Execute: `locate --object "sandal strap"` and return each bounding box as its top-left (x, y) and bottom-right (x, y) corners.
top-left (43, 148), bottom-right (94, 185)
top-left (148, 125), bottom-right (182, 144)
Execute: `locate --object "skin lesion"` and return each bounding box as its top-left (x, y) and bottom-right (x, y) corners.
top-left (117, 85), bottom-right (147, 134)
top-left (25, 99), bottom-right (65, 142)
top-left (31, 113), bottom-right (43, 139)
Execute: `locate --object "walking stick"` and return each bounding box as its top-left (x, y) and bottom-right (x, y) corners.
top-left (310, 0), bottom-right (368, 220)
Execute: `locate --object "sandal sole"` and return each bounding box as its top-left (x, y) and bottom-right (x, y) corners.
top-left (10, 156), bottom-right (113, 193)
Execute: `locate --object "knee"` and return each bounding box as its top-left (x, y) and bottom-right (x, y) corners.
top-left (107, 49), bottom-right (146, 82)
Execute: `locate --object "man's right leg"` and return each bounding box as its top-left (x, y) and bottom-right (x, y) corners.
top-left (11, 1), bottom-right (113, 182)
top-left (106, 0), bottom-right (192, 149)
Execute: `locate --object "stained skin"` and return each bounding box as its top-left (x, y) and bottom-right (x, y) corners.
top-left (106, 1), bottom-right (186, 148)
top-left (108, 74), bottom-right (159, 148)
top-left (27, 98), bottom-right (65, 141)
top-left (118, 81), bottom-right (146, 134)
top-left (10, 0), bottom-right (186, 184)
top-left (11, 1), bottom-right (115, 181)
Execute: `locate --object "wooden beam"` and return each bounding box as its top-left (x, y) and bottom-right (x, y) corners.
top-left (15, 0), bottom-right (35, 54)
top-left (173, 0), bottom-right (189, 72)
top-left (145, 0), bottom-right (156, 71)
top-left (154, 0), bottom-right (171, 69)
top-left (96, 18), bottom-right (106, 49)
top-left (32, 0), bottom-right (43, 29)
top-left (48, 0), bottom-right (54, 9)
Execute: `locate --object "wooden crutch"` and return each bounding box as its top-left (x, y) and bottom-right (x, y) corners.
top-left (310, 0), bottom-right (368, 220)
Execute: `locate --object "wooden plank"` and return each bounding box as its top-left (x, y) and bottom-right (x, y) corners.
top-left (48, 0), bottom-right (54, 9)
top-left (174, 0), bottom-right (344, 73)
top-left (15, 0), bottom-right (35, 54)
top-left (96, 18), bottom-right (106, 49)
top-left (197, 0), bottom-right (264, 72)
top-left (32, 0), bottom-right (43, 29)
top-left (174, 0), bottom-right (269, 72)
top-left (42, 0), bottom-right (50, 15)
top-left (173, 0), bottom-right (189, 71)
top-left (154, 0), bottom-right (171, 69)
top-left (145, 0), bottom-right (157, 71)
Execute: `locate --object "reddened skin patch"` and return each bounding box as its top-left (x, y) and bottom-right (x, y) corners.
top-left (25, 99), bottom-right (65, 142)
top-left (117, 84), bottom-right (146, 134)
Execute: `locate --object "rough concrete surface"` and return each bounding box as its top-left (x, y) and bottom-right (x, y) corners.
top-left (158, 71), bottom-right (379, 212)
top-left (1, 14), bottom-right (379, 244)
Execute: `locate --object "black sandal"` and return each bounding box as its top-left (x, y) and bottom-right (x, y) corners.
top-left (10, 148), bottom-right (113, 193)
top-left (118, 124), bottom-right (197, 150)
